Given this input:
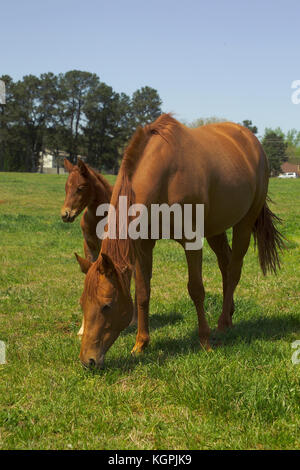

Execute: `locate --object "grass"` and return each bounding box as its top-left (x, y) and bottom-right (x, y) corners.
top-left (0, 172), bottom-right (299, 450)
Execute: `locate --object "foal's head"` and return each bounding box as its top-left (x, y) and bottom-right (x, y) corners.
top-left (61, 158), bottom-right (95, 222)
top-left (75, 253), bottom-right (133, 369)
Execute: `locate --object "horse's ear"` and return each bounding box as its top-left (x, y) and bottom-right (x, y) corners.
top-left (64, 158), bottom-right (74, 173)
top-left (100, 253), bottom-right (115, 276)
top-left (74, 252), bottom-right (92, 274)
top-left (77, 158), bottom-right (88, 177)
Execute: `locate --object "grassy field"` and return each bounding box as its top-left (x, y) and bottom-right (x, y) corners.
top-left (0, 172), bottom-right (299, 450)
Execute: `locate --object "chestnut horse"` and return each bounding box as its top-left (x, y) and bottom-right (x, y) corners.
top-left (61, 158), bottom-right (113, 262)
top-left (76, 114), bottom-right (284, 369)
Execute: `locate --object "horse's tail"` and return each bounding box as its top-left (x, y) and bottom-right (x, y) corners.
top-left (252, 198), bottom-right (285, 275)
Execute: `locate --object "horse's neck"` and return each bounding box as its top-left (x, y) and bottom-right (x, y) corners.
top-left (87, 175), bottom-right (112, 218)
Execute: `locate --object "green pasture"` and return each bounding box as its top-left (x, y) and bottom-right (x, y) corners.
top-left (0, 172), bottom-right (299, 449)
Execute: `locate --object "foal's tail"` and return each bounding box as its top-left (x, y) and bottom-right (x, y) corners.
top-left (252, 198), bottom-right (285, 276)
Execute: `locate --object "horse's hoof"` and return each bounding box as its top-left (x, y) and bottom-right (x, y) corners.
top-left (131, 341), bottom-right (149, 355)
top-left (199, 338), bottom-right (212, 352)
top-left (131, 345), bottom-right (143, 356)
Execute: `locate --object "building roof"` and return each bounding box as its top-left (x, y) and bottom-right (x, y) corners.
top-left (281, 161), bottom-right (300, 176)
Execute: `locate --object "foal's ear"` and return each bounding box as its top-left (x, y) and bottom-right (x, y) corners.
top-left (64, 158), bottom-right (74, 173)
top-left (100, 253), bottom-right (116, 276)
top-left (74, 252), bottom-right (92, 274)
top-left (77, 158), bottom-right (89, 177)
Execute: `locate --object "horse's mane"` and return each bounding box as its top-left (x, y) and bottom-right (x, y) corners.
top-left (122, 113), bottom-right (178, 177)
top-left (87, 166), bottom-right (113, 199)
top-left (97, 113), bottom-right (179, 292)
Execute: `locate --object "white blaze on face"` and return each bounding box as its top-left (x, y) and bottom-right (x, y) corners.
top-left (77, 319), bottom-right (84, 338)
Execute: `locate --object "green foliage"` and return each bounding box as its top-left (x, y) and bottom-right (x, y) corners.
top-left (188, 116), bottom-right (227, 127)
top-left (262, 130), bottom-right (288, 175)
top-left (0, 73), bottom-right (163, 173)
top-left (83, 85), bottom-right (132, 173)
top-left (0, 173), bottom-right (299, 449)
top-left (284, 129), bottom-right (300, 164)
top-left (131, 86), bottom-right (162, 128)
top-left (241, 119), bottom-right (258, 134)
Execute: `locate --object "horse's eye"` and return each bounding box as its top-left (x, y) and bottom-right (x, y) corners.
top-left (102, 303), bottom-right (112, 314)
top-left (77, 186), bottom-right (84, 192)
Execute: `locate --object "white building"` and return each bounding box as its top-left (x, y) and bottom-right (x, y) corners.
top-left (39, 149), bottom-right (67, 174)
top-left (38, 150), bottom-right (87, 174)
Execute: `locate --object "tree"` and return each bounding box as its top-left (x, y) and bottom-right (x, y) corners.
top-left (83, 83), bottom-right (131, 172)
top-left (131, 86), bottom-right (162, 128)
top-left (58, 70), bottom-right (100, 163)
top-left (0, 72), bottom-right (164, 173)
top-left (0, 75), bottom-right (14, 170)
top-left (285, 128), bottom-right (300, 146)
top-left (241, 119), bottom-right (258, 134)
top-left (188, 116), bottom-right (227, 128)
top-left (285, 128), bottom-right (300, 164)
top-left (264, 126), bottom-right (285, 139)
top-left (262, 130), bottom-right (288, 176)
top-left (0, 74), bottom-right (46, 171)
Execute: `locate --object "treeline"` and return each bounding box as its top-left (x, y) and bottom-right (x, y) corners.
top-left (1, 72), bottom-right (299, 176)
top-left (0, 70), bottom-right (162, 173)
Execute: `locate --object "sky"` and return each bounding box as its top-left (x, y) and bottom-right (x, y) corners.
top-left (1, 0), bottom-right (300, 136)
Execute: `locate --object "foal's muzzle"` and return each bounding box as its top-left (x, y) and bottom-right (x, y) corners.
top-left (61, 208), bottom-right (77, 223)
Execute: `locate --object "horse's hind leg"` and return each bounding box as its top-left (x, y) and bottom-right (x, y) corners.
top-left (217, 222), bottom-right (252, 332)
top-left (185, 249), bottom-right (211, 350)
top-left (206, 232), bottom-right (234, 317)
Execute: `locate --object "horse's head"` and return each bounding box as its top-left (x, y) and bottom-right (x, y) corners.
top-left (61, 158), bottom-right (94, 222)
top-left (75, 252), bottom-right (133, 369)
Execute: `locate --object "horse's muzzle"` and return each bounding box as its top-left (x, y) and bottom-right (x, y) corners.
top-left (80, 356), bottom-right (105, 370)
top-left (61, 209), bottom-right (76, 223)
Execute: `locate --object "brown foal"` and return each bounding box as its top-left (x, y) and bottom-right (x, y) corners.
top-left (61, 158), bottom-right (112, 262)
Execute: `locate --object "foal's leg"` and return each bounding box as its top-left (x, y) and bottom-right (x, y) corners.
top-left (129, 272), bottom-right (138, 326)
top-left (83, 240), bottom-right (94, 262)
top-left (83, 239), bottom-right (99, 263)
top-left (217, 223), bottom-right (252, 332)
top-left (131, 239), bottom-right (155, 354)
top-left (206, 232), bottom-right (234, 317)
top-left (185, 249), bottom-right (211, 350)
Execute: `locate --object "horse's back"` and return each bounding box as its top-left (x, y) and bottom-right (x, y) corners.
top-left (190, 121), bottom-right (267, 179)
top-left (132, 119), bottom-right (269, 237)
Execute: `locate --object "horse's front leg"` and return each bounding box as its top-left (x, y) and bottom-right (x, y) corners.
top-left (131, 239), bottom-right (155, 354)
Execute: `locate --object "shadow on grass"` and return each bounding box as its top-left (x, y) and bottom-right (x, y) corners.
top-left (88, 293), bottom-right (300, 375)
top-left (122, 311), bottom-right (184, 336)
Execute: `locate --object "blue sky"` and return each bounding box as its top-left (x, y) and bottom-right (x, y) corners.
top-left (1, 0), bottom-right (300, 135)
